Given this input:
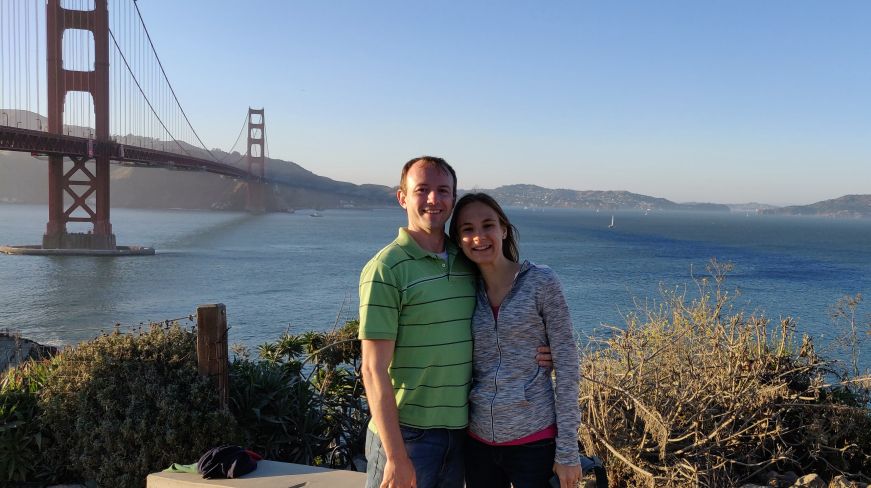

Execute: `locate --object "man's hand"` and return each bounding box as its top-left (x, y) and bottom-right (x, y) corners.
top-left (537, 345), bottom-right (553, 368)
top-left (381, 454), bottom-right (417, 488)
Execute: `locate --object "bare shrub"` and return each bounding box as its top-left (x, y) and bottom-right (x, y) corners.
top-left (579, 261), bottom-right (871, 487)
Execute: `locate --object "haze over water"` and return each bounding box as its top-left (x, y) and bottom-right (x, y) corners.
top-left (1, 203), bottom-right (868, 369)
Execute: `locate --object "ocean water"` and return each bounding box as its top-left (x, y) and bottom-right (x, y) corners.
top-left (1, 203), bottom-right (868, 368)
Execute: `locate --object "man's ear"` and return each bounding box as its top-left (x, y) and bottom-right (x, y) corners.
top-left (397, 189), bottom-right (407, 208)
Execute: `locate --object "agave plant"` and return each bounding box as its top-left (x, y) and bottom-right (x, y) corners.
top-left (229, 320), bottom-right (368, 469)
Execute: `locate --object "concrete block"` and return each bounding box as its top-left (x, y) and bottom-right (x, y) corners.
top-left (147, 460), bottom-right (365, 488)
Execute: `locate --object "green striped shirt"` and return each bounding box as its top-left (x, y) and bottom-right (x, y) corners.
top-left (359, 228), bottom-right (477, 430)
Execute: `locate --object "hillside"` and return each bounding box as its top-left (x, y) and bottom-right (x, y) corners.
top-left (469, 184), bottom-right (730, 212)
top-left (760, 194), bottom-right (871, 218)
top-left (3, 135), bottom-right (864, 216)
top-left (0, 149), bottom-right (395, 210)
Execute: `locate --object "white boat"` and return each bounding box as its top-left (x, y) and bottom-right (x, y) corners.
top-left (608, 215), bottom-right (615, 229)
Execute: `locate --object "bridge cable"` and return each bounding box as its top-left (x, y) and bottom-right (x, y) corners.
top-left (108, 28), bottom-right (193, 158)
top-left (219, 113), bottom-right (249, 164)
top-left (14, 0), bottom-right (20, 122)
top-left (60, 2), bottom-right (65, 133)
top-left (88, 0), bottom-right (93, 136)
top-left (1, 0), bottom-right (4, 116)
top-left (11, 0), bottom-right (14, 117)
top-left (24, 0), bottom-right (30, 123)
top-left (35, 0), bottom-right (40, 123)
top-left (1, 0), bottom-right (5, 117)
top-left (131, 0), bottom-right (219, 162)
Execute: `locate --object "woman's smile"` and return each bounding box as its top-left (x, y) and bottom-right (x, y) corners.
top-left (456, 201), bottom-right (506, 266)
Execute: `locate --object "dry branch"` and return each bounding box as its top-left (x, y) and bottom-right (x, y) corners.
top-left (578, 265), bottom-right (871, 487)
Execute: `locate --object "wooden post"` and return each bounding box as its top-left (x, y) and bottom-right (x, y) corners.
top-left (196, 303), bottom-right (229, 411)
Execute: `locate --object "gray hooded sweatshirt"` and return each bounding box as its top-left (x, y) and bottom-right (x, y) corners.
top-left (467, 260), bottom-right (581, 466)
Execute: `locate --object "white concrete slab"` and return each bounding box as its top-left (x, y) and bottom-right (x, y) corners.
top-left (147, 460), bottom-right (365, 488)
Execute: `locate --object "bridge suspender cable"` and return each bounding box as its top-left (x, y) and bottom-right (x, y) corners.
top-left (130, 0), bottom-right (219, 163)
top-left (108, 28), bottom-right (193, 158)
top-left (35, 0), bottom-right (40, 122)
top-left (219, 113), bottom-right (250, 164)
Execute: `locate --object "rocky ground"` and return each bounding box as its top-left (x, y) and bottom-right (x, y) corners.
top-left (0, 330), bottom-right (57, 372)
top-left (741, 472), bottom-right (868, 488)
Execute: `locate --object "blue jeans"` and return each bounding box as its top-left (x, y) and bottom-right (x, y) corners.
top-left (464, 436), bottom-right (556, 488)
top-left (365, 426), bottom-right (465, 488)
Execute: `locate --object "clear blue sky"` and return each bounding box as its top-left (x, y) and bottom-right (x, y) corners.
top-left (136, 0), bottom-right (870, 205)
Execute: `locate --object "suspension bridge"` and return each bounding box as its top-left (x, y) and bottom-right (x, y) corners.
top-left (1, 0), bottom-right (272, 254)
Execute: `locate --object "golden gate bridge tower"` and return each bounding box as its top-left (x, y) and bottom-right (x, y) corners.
top-left (246, 108), bottom-right (266, 213)
top-left (0, 0), bottom-right (273, 255)
top-left (44, 0), bottom-right (115, 250)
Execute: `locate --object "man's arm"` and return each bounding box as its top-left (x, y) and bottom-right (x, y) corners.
top-left (361, 339), bottom-right (416, 488)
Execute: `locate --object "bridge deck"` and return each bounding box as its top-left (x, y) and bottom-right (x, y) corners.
top-left (0, 126), bottom-right (255, 180)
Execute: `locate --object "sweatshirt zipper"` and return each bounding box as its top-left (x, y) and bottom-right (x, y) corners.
top-left (485, 264), bottom-right (524, 444)
top-left (490, 301), bottom-right (500, 443)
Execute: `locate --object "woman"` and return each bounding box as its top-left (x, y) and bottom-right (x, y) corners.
top-left (449, 193), bottom-right (582, 488)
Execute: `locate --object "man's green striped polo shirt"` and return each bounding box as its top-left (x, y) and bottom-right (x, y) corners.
top-left (359, 227), bottom-right (477, 430)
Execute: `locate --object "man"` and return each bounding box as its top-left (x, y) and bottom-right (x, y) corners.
top-left (359, 156), bottom-right (551, 488)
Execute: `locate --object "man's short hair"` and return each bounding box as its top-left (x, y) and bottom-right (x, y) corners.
top-left (399, 156), bottom-right (457, 198)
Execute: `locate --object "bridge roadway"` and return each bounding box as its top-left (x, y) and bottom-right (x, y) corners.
top-left (0, 125), bottom-right (258, 181)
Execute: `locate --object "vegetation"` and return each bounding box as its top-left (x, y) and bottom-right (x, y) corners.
top-left (2, 263), bottom-right (868, 487)
top-left (0, 360), bottom-right (50, 484)
top-left (38, 325), bottom-right (235, 487)
top-left (579, 261), bottom-right (871, 487)
top-left (0, 320), bottom-right (367, 487)
top-left (229, 319), bottom-right (367, 469)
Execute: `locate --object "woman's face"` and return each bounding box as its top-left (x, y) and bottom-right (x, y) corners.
top-left (454, 201), bottom-right (506, 266)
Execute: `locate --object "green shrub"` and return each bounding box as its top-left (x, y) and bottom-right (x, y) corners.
top-left (308, 320), bottom-right (367, 468)
top-left (0, 359), bottom-right (50, 484)
top-left (39, 324), bottom-right (238, 487)
top-left (230, 319), bottom-right (367, 469)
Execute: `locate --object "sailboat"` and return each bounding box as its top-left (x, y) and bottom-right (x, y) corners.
top-left (608, 215), bottom-right (615, 229)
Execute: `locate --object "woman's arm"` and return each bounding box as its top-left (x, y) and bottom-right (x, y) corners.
top-left (539, 268), bottom-right (582, 467)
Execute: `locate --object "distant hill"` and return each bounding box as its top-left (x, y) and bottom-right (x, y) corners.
top-left (1, 109), bottom-right (396, 210)
top-left (2, 119), bottom-right (861, 216)
top-left (760, 195), bottom-right (871, 218)
top-left (0, 149), bottom-right (395, 211)
top-left (465, 184), bottom-right (730, 212)
top-left (726, 202), bottom-right (781, 213)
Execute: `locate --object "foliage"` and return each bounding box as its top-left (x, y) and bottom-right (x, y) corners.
top-left (579, 260), bottom-right (871, 487)
top-left (38, 324), bottom-right (238, 488)
top-left (0, 359), bottom-right (50, 484)
top-left (830, 292), bottom-right (866, 377)
top-left (230, 319), bottom-right (367, 469)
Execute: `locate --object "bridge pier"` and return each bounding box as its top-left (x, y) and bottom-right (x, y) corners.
top-left (41, 232), bottom-right (116, 251)
top-left (43, 153), bottom-right (116, 250)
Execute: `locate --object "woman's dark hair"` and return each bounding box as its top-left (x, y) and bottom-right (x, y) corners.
top-left (449, 193), bottom-right (519, 262)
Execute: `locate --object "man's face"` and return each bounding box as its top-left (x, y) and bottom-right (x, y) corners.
top-left (398, 161), bottom-right (455, 235)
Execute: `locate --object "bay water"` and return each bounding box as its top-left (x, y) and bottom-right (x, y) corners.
top-left (1, 203), bottom-right (868, 368)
